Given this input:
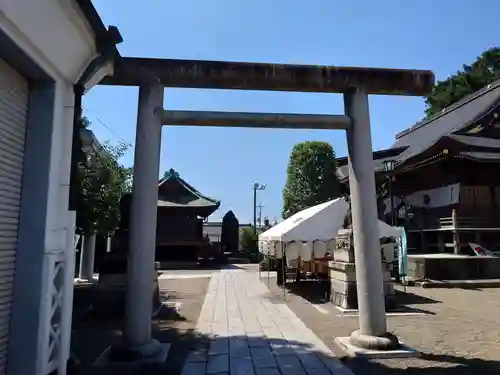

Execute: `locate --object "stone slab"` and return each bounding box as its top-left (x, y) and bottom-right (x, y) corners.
top-left (181, 270), bottom-right (354, 375)
top-left (93, 342), bottom-right (171, 369)
top-left (207, 354), bottom-right (229, 374)
top-left (182, 362), bottom-right (207, 375)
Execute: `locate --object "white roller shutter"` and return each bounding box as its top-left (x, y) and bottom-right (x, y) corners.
top-left (0, 58), bottom-right (29, 373)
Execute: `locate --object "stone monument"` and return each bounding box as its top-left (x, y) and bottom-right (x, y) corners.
top-left (329, 228), bottom-right (396, 310)
top-left (92, 248), bottom-right (164, 318)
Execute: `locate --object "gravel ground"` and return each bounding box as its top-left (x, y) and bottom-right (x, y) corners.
top-left (155, 277), bottom-right (212, 374)
top-left (71, 276), bottom-right (211, 375)
top-left (267, 279), bottom-right (500, 375)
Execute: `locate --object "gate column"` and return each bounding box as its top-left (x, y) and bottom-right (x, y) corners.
top-left (112, 77), bottom-right (167, 362)
top-left (342, 87), bottom-right (399, 351)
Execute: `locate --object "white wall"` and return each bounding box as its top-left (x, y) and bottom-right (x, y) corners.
top-left (0, 0), bottom-right (97, 82)
top-left (45, 80), bottom-right (76, 253)
top-left (1, 0), bottom-right (100, 252)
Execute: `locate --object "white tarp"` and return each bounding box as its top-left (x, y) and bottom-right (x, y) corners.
top-left (259, 197), bottom-right (402, 260)
top-left (259, 198), bottom-right (350, 242)
top-left (378, 219), bottom-right (401, 238)
top-left (383, 183), bottom-right (460, 214)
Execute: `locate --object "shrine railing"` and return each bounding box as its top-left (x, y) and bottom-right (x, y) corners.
top-left (407, 215), bottom-right (500, 230)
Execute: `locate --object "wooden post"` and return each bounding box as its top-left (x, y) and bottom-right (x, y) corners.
top-left (452, 209), bottom-right (460, 255)
top-left (437, 232), bottom-right (445, 253)
top-left (475, 231), bottom-right (481, 245)
top-left (490, 185), bottom-right (497, 221)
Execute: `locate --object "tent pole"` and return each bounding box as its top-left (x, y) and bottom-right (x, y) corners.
top-left (267, 248), bottom-right (270, 288)
top-left (267, 260), bottom-right (270, 288)
top-left (282, 242), bottom-right (286, 302)
top-left (257, 242), bottom-right (265, 281)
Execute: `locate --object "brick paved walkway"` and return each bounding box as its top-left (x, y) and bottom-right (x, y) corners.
top-left (181, 269), bottom-right (353, 375)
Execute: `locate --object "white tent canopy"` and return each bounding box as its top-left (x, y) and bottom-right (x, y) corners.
top-left (258, 197), bottom-right (402, 260)
top-left (259, 198), bottom-right (349, 242)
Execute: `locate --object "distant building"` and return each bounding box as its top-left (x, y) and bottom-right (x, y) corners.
top-left (80, 127), bottom-right (105, 156)
top-left (204, 221), bottom-right (252, 250)
top-left (115, 168), bottom-right (220, 262)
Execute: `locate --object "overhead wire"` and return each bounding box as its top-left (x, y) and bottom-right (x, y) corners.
top-left (82, 105), bottom-right (134, 147)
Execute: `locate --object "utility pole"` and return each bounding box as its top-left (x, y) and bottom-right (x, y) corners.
top-left (252, 183), bottom-right (266, 235)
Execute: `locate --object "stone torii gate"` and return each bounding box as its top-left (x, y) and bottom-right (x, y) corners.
top-left (100, 58), bottom-right (434, 362)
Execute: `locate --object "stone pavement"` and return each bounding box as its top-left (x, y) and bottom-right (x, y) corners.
top-left (181, 269), bottom-right (353, 375)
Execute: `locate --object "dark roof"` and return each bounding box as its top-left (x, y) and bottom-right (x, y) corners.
top-left (336, 146), bottom-right (408, 181)
top-left (446, 134), bottom-right (500, 149)
top-left (391, 79), bottom-right (500, 163)
top-left (337, 79), bottom-right (500, 183)
top-left (337, 134), bottom-right (500, 181)
top-left (459, 151), bottom-right (500, 162)
top-left (337, 152), bottom-right (406, 181)
top-left (157, 169), bottom-right (220, 213)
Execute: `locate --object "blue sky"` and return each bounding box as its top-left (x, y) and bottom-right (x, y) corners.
top-left (85, 0), bottom-right (500, 224)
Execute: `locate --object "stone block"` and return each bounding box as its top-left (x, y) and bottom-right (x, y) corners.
top-left (334, 229), bottom-right (355, 263)
top-left (329, 259), bottom-right (397, 310)
top-left (334, 248), bottom-right (355, 263)
top-left (93, 253), bottom-right (162, 318)
top-left (329, 262), bottom-right (356, 282)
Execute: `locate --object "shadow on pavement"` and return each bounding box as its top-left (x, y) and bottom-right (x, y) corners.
top-left (72, 277), bottom-right (498, 375)
top-left (394, 290), bottom-right (442, 305)
top-left (344, 353), bottom-right (500, 375)
top-left (277, 279), bottom-right (436, 315)
top-left (74, 326), bottom-right (500, 375)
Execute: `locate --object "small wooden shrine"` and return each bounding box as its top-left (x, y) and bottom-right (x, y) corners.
top-left (115, 168), bottom-right (220, 262)
top-left (336, 79), bottom-right (500, 280)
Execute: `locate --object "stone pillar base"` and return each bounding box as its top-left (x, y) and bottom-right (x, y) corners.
top-left (335, 331), bottom-right (420, 359)
top-left (94, 339), bottom-right (171, 369)
top-left (349, 330), bottom-right (399, 350)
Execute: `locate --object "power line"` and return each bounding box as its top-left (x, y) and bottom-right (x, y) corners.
top-left (82, 105), bottom-right (133, 147)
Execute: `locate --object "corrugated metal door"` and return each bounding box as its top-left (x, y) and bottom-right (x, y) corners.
top-left (0, 58), bottom-right (29, 373)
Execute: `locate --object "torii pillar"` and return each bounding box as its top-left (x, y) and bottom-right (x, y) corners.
top-left (339, 88), bottom-right (401, 353)
top-left (109, 77), bottom-right (167, 362)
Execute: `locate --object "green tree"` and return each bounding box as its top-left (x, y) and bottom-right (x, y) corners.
top-left (75, 118), bottom-right (132, 236)
top-left (240, 226), bottom-right (259, 262)
top-left (282, 141), bottom-right (340, 219)
top-left (425, 47), bottom-right (500, 116)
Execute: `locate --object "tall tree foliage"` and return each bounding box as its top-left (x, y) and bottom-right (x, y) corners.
top-left (282, 141), bottom-right (340, 219)
top-left (75, 117), bottom-right (132, 236)
top-left (425, 47), bottom-right (500, 116)
top-left (239, 226), bottom-right (259, 262)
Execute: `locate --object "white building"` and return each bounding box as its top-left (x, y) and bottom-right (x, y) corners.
top-left (0, 1), bottom-right (119, 374)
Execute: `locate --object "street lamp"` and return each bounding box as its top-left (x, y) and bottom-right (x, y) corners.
top-left (383, 159), bottom-right (396, 226)
top-left (383, 159), bottom-right (399, 283)
top-left (253, 183), bottom-right (266, 234)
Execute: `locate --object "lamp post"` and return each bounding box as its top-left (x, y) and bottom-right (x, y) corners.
top-left (383, 159), bottom-right (399, 283)
top-left (383, 160), bottom-right (396, 226)
top-left (252, 183), bottom-right (266, 235)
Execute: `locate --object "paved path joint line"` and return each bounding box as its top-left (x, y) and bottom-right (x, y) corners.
top-left (181, 269), bottom-right (354, 375)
